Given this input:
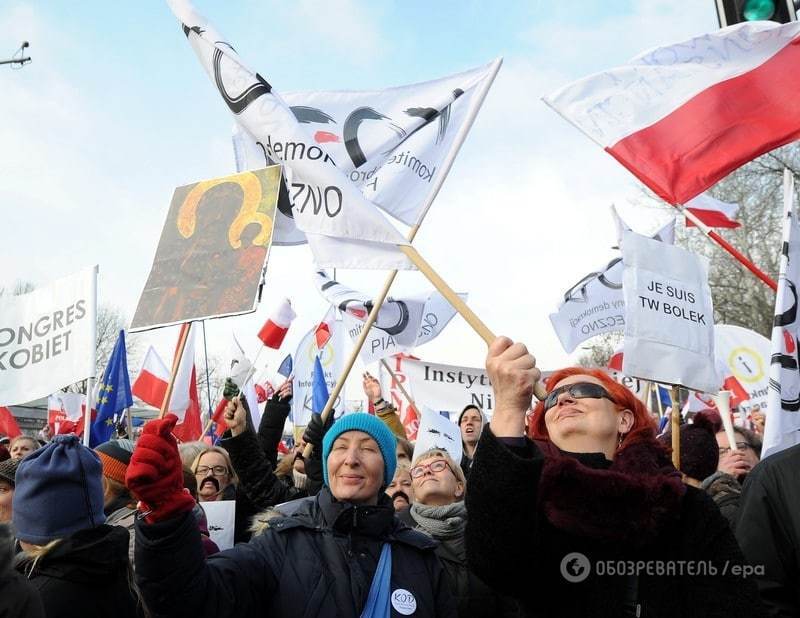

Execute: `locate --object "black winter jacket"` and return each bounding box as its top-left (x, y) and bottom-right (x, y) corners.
top-left (135, 487), bottom-right (458, 618)
top-left (736, 443), bottom-right (800, 617)
top-left (14, 525), bottom-right (141, 618)
top-left (466, 428), bottom-right (765, 618)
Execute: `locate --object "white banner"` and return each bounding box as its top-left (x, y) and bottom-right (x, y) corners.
top-left (395, 357), bottom-right (494, 418)
top-left (764, 172), bottom-right (800, 459)
top-left (412, 407), bottom-right (463, 465)
top-left (233, 60), bottom-right (501, 246)
top-left (291, 318), bottom-right (345, 427)
top-left (622, 231), bottom-right (719, 393)
top-left (200, 500), bottom-right (236, 551)
top-left (168, 0), bottom-right (414, 270)
top-left (316, 271), bottom-right (464, 364)
top-left (715, 324), bottom-right (770, 417)
top-left (550, 214), bottom-right (675, 354)
top-left (0, 267), bottom-right (97, 406)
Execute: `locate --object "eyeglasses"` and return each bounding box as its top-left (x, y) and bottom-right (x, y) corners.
top-left (410, 459), bottom-right (452, 479)
top-left (543, 382), bottom-right (615, 412)
top-left (718, 442), bottom-right (751, 456)
top-left (195, 465), bottom-right (229, 477)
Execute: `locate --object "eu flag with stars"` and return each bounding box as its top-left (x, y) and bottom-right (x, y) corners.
top-left (90, 330), bottom-right (133, 447)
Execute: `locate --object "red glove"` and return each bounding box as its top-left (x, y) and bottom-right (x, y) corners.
top-left (125, 414), bottom-right (196, 523)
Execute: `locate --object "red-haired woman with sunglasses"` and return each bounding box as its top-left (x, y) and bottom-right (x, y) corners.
top-left (465, 337), bottom-right (765, 618)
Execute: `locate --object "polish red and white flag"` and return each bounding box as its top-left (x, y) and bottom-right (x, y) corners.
top-left (685, 194), bottom-right (740, 229)
top-left (257, 298), bottom-right (296, 349)
top-left (544, 21), bottom-right (800, 206)
top-left (132, 346), bottom-right (170, 408)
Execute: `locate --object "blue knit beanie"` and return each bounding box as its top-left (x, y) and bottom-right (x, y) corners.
top-left (13, 434), bottom-right (106, 545)
top-left (322, 413), bottom-right (397, 487)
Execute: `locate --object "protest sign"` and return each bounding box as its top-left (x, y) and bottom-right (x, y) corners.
top-left (622, 231), bottom-right (719, 393)
top-left (379, 355), bottom-right (421, 440)
top-left (0, 266), bottom-right (97, 406)
top-left (131, 166), bottom-right (280, 331)
top-left (413, 407), bottom-right (463, 465)
top-left (200, 500), bottom-right (236, 551)
top-left (291, 319), bottom-right (345, 427)
top-left (389, 356), bottom-right (494, 418)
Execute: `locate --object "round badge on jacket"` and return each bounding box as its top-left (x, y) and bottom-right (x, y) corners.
top-left (391, 588), bottom-right (417, 615)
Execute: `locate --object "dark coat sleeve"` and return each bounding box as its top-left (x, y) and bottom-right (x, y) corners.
top-left (465, 428), bottom-right (545, 597)
top-left (736, 461), bottom-right (800, 618)
top-left (678, 487), bottom-right (766, 617)
top-left (221, 429), bottom-right (305, 511)
top-left (135, 511), bottom-right (280, 618)
top-left (258, 395), bottom-right (291, 467)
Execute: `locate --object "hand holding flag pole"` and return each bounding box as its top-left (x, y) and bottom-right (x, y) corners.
top-left (379, 359), bottom-right (419, 417)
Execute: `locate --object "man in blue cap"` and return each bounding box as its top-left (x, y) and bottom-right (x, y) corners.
top-left (128, 413), bottom-right (456, 618)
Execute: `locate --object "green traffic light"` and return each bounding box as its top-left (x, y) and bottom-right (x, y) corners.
top-left (743, 0), bottom-right (777, 20)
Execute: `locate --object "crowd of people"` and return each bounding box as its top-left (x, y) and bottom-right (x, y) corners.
top-left (0, 336), bottom-right (795, 617)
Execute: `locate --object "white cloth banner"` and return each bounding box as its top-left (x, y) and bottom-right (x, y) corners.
top-left (764, 172), bottom-right (800, 459)
top-left (621, 231), bottom-right (719, 393)
top-left (0, 266), bottom-right (97, 406)
top-left (167, 0), bottom-right (413, 270)
top-left (398, 357), bottom-right (494, 417)
top-left (316, 271), bottom-right (464, 364)
top-left (715, 324), bottom-right (771, 418)
top-left (200, 500), bottom-right (236, 551)
top-left (291, 317), bottom-right (345, 427)
top-left (412, 407), bottom-right (463, 465)
top-left (550, 215), bottom-right (674, 354)
top-left (232, 60), bottom-right (501, 246)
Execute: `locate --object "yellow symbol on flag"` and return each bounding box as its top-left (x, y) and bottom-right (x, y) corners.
top-left (728, 347), bottom-right (765, 384)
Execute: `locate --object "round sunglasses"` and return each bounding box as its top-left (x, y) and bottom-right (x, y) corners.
top-left (543, 382), bottom-right (615, 412)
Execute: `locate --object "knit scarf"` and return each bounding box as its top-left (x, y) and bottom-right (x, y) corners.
top-left (409, 501), bottom-right (467, 540)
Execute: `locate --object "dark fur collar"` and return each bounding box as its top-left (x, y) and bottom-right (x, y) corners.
top-left (536, 428), bottom-right (686, 547)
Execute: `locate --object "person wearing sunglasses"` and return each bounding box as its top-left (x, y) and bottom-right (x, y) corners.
top-left (398, 448), bottom-right (517, 617)
top-left (465, 337), bottom-right (764, 618)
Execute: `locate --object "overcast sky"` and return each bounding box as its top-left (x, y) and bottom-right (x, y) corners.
top-left (0, 1), bottom-right (719, 401)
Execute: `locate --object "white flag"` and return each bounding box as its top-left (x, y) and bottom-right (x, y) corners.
top-left (764, 172), bottom-right (800, 459)
top-left (229, 333), bottom-right (261, 428)
top-left (232, 60), bottom-right (502, 246)
top-left (315, 271), bottom-right (464, 363)
top-left (621, 231), bottom-right (719, 393)
top-left (167, 0), bottom-right (418, 269)
top-left (0, 266), bottom-right (97, 406)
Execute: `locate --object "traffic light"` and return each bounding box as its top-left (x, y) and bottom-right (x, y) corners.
top-left (715, 0), bottom-right (798, 27)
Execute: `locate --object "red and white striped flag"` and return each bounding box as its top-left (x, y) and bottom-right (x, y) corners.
top-left (132, 346), bottom-right (169, 408)
top-left (544, 21), bottom-right (800, 206)
top-left (257, 298), bottom-right (296, 349)
top-left (685, 194), bottom-right (740, 229)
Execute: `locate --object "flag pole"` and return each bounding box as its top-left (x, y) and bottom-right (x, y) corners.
top-left (670, 385), bottom-right (681, 469)
top-left (674, 204), bottom-right (777, 291)
top-left (82, 265), bottom-right (99, 447)
top-left (201, 321), bottom-right (213, 420)
top-left (380, 358), bottom-right (418, 418)
top-left (714, 390), bottom-right (739, 453)
top-left (159, 322), bottom-right (192, 420)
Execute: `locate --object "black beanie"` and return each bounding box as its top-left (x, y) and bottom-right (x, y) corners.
top-left (659, 411), bottom-right (719, 482)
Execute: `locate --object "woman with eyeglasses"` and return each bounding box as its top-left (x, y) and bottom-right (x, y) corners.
top-left (191, 446), bottom-right (257, 544)
top-left (465, 337), bottom-right (765, 618)
top-left (400, 448), bottom-right (519, 617)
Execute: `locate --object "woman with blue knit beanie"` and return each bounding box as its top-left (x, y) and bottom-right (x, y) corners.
top-left (12, 434), bottom-right (141, 618)
top-left (130, 412), bottom-right (457, 617)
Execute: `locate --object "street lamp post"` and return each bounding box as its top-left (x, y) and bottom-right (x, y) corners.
top-left (1, 41), bottom-right (31, 67)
